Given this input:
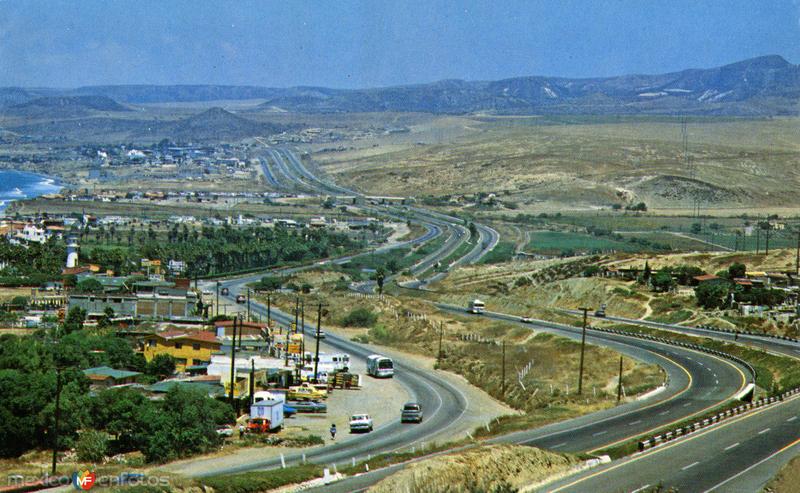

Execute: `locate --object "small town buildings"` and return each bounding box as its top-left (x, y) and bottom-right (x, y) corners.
top-left (82, 366), bottom-right (142, 389)
top-left (142, 330), bottom-right (222, 371)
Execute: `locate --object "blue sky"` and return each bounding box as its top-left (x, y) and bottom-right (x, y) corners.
top-left (1, 0), bottom-right (798, 88)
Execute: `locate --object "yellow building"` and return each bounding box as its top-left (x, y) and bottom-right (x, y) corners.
top-left (142, 330), bottom-right (222, 371)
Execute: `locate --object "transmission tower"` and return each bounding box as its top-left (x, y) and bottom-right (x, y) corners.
top-left (682, 119), bottom-right (701, 218)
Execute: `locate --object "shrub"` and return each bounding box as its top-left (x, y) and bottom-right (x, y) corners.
top-left (76, 430), bottom-right (109, 463)
top-left (341, 308), bottom-right (378, 327)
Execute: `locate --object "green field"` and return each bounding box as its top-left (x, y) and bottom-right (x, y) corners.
top-left (525, 231), bottom-right (649, 255)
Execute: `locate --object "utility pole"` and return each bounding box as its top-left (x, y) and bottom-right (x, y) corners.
top-left (284, 318), bottom-right (290, 367)
top-left (238, 314), bottom-right (243, 350)
top-left (617, 355), bottom-right (624, 403)
top-left (795, 230), bottom-right (800, 275)
top-left (294, 297), bottom-right (300, 334)
top-left (249, 359), bottom-right (255, 407)
top-left (500, 339), bottom-right (506, 398)
top-left (578, 307), bottom-right (589, 395)
top-left (765, 225), bottom-right (771, 256)
top-left (229, 316), bottom-right (238, 412)
top-left (51, 367), bottom-right (62, 475)
top-left (437, 321), bottom-right (444, 366)
top-left (267, 293), bottom-right (272, 328)
top-left (246, 289), bottom-right (251, 322)
top-left (313, 302), bottom-right (325, 382)
top-left (215, 281), bottom-right (220, 317)
top-left (300, 301), bottom-right (306, 362)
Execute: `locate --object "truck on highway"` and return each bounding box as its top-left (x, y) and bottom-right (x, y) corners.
top-left (468, 299), bottom-right (485, 314)
top-left (366, 354), bottom-right (394, 378)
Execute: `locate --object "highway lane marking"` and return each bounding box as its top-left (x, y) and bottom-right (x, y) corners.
top-left (758, 428), bottom-right (771, 434)
top-left (592, 430), bottom-right (608, 437)
top-left (682, 461), bottom-right (699, 471)
top-left (724, 442), bottom-right (739, 451)
top-left (628, 420), bottom-right (642, 426)
top-left (683, 402), bottom-right (692, 407)
top-left (631, 485), bottom-right (651, 493)
top-left (551, 442), bottom-right (567, 449)
top-left (549, 392), bottom-right (800, 493)
top-left (471, 307), bottom-right (746, 455)
top-left (659, 411), bottom-right (670, 416)
top-left (788, 416), bottom-right (798, 422)
top-left (704, 435), bottom-right (800, 492)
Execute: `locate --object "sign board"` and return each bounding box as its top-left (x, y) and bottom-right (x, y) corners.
top-left (288, 343), bottom-right (301, 354)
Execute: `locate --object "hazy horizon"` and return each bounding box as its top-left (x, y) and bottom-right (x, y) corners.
top-left (2, 0), bottom-right (799, 89)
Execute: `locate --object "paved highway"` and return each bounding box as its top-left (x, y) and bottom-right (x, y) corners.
top-left (189, 275), bottom-right (469, 477)
top-left (236, 145), bottom-right (794, 491)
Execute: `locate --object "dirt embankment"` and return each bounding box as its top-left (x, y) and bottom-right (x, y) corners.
top-left (367, 444), bottom-right (578, 493)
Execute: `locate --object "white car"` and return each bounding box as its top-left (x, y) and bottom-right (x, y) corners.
top-left (520, 317), bottom-right (533, 323)
top-left (349, 414), bottom-right (374, 433)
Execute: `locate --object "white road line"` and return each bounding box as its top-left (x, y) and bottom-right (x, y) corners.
top-left (758, 428), bottom-right (771, 434)
top-left (788, 416), bottom-right (797, 422)
top-left (551, 442), bottom-right (567, 449)
top-left (592, 430), bottom-right (608, 437)
top-left (659, 411), bottom-right (670, 416)
top-left (683, 402), bottom-right (692, 407)
top-left (628, 420), bottom-right (642, 426)
top-left (631, 485), bottom-right (651, 493)
top-left (724, 442), bottom-right (740, 451)
top-left (682, 461), bottom-right (700, 471)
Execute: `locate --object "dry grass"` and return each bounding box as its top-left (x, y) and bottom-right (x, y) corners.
top-left (317, 117), bottom-right (800, 213)
top-left (764, 449), bottom-right (800, 492)
top-left (367, 444), bottom-right (578, 493)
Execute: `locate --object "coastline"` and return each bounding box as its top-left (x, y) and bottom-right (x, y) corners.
top-left (0, 169), bottom-right (63, 211)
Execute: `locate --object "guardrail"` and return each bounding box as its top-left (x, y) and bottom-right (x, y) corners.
top-left (588, 325), bottom-right (758, 383)
top-left (637, 388), bottom-right (800, 451)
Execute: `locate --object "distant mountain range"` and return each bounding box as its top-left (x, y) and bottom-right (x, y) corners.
top-left (5, 95), bottom-right (130, 118)
top-left (1, 55), bottom-right (798, 116)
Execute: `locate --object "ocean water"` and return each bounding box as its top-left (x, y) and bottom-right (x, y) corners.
top-left (0, 170), bottom-right (62, 210)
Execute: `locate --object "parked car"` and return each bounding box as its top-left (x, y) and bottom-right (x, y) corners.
top-left (283, 405), bottom-right (297, 417)
top-left (286, 400), bottom-right (327, 413)
top-left (400, 402), bottom-right (423, 423)
top-left (288, 383), bottom-right (327, 401)
top-left (216, 426), bottom-right (234, 436)
top-left (520, 317), bottom-right (533, 323)
top-left (349, 414), bottom-right (374, 433)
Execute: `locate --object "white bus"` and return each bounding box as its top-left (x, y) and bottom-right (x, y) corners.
top-left (366, 354), bottom-right (394, 378)
top-left (468, 299), bottom-right (485, 314)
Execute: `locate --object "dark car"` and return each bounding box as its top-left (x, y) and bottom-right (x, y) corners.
top-left (400, 402), bottom-right (423, 423)
top-left (221, 287), bottom-right (230, 296)
top-left (286, 400), bottom-right (327, 413)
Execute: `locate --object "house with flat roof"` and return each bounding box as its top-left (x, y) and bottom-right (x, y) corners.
top-left (142, 330), bottom-right (222, 371)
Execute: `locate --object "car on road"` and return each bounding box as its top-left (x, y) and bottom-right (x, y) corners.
top-left (221, 287), bottom-right (230, 295)
top-left (286, 400), bottom-right (327, 413)
top-left (314, 330), bottom-right (327, 339)
top-left (594, 304), bottom-right (607, 317)
top-left (236, 294), bottom-right (246, 304)
top-left (400, 402), bottom-right (423, 423)
top-left (520, 317), bottom-right (533, 323)
top-left (349, 414), bottom-right (374, 433)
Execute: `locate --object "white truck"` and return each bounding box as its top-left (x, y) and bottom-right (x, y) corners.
top-left (249, 399), bottom-right (284, 431)
top-left (468, 299), bottom-right (485, 314)
top-left (366, 354), bottom-right (394, 378)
